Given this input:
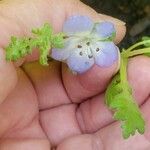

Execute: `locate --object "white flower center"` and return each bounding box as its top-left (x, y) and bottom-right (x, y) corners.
top-left (76, 39), bottom-right (100, 59)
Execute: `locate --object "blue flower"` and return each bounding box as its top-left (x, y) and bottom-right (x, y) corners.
top-left (51, 15), bottom-right (119, 73)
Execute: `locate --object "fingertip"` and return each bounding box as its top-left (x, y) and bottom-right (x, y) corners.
top-left (98, 13), bottom-right (126, 26)
top-left (98, 14), bottom-right (126, 43)
top-left (114, 24), bottom-right (126, 44)
top-left (67, 1), bottom-right (126, 44)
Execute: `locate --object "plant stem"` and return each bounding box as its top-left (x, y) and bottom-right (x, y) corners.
top-left (123, 47), bottom-right (150, 57)
top-left (120, 54), bottom-right (128, 83)
top-left (126, 40), bottom-right (150, 52)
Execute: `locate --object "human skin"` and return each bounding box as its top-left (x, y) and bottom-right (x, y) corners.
top-left (0, 0), bottom-right (150, 149)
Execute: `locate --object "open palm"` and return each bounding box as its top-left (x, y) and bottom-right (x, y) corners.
top-left (0, 0), bottom-right (150, 150)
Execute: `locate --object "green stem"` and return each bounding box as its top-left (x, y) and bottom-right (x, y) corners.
top-left (120, 47), bottom-right (150, 83)
top-left (126, 40), bottom-right (150, 52)
top-left (120, 54), bottom-right (128, 83)
top-left (123, 47), bottom-right (150, 57)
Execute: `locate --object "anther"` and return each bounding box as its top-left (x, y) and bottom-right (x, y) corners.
top-left (86, 42), bottom-right (90, 46)
top-left (96, 48), bottom-right (100, 52)
top-left (78, 45), bottom-right (82, 48)
top-left (79, 51), bottom-right (83, 56)
top-left (88, 55), bottom-right (93, 58)
top-left (63, 36), bottom-right (69, 39)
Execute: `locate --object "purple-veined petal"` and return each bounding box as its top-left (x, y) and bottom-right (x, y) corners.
top-left (51, 37), bottom-right (80, 61)
top-left (92, 41), bottom-right (119, 67)
top-left (63, 15), bottom-right (94, 35)
top-left (93, 22), bottom-right (116, 39)
top-left (67, 48), bottom-right (94, 73)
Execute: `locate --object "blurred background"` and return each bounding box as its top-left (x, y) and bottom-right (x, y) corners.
top-left (82, 0), bottom-right (150, 48)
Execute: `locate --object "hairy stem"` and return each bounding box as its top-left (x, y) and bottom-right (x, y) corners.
top-left (123, 47), bottom-right (150, 57)
top-left (126, 40), bottom-right (150, 52)
top-left (120, 54), bottom-right (128, 83)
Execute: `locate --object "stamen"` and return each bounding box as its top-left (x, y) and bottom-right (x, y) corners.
top-left (88, 55), bottom-right (93, 59)
top-left (85, 61), bottom-right (89, 65)
top-left (63, 36), bottom-right (69, 39)
top-left (96, 48), bottom-right (100, 52)
top-left (86, 42), bottom-right (90, 46)
top-left (78, 45), bottom-right (82, 48)
top-left (79, 51), bottom-right (83, 56)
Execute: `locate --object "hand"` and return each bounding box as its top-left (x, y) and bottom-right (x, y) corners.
top-left (1, 0), bottom-right (149, 150)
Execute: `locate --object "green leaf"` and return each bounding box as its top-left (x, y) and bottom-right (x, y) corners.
top-left (6, 36), bottom-right (32, 61)
top-left (106, 52), bottom-right (145, 139)
top-left (52, 33), bottom-right (65, 48)
top-left (106, 74), bottom-right (145, 139)
top-left (5, 23), bottom-right (64, 65)
top-left (31, 23), bottom-right (64, 65)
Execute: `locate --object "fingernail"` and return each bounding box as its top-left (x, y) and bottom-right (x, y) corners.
top-left (110, 18), bottom-right (126, 26)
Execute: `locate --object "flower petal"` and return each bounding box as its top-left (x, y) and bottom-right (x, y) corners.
top-left (63, 15), bottom-right (94, 35)
top-left (51, 37), bottom-right (80, 61)
top-left (92, 42), bottom-right (119, 67)
top-left (67, 48), bottom-right (94, 73)
top-left (93, 22), bottom-right (116, 39)
top-left (51, 48), bottom-right (70, 61)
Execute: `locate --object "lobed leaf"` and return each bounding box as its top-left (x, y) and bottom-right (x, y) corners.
top-left (105, 74), bottom-right (145, 139)
top-left (5, 23), bottom-right (64, 65)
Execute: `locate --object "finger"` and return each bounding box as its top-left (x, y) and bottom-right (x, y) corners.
top-left (95, 123), bottom-right (150, 150)
top-left (0, 0), bottom-right (68, 45)
top-left (0, 48), bottom-right (17, 104)
top-left (76, 94), bottom-right (114, 133)
top-left (62, 62), bottom-right (118, 102)
top-left (57, 134), bottom-right (103, 150)
top-left (141, 97), bottom-right (150, 140)
top-left (23, 61), bottom-right (71, 110)
top-left (0, 139), bottom-right (50, 150)
top-left (98, 13), bottom-right (126, 43)
top-left (57, 122), bottom-right (150, 150)
top-left (40, 104), bottom-right (81, 146)
top-left (0, 68), bottom-right (38, 137)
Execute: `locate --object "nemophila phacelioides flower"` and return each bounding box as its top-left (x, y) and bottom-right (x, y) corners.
top-left (51, 15), bottom-right (119, 73)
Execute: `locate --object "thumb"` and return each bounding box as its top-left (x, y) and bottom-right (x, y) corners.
top-left (61, 1), bottom-right (126, 102)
